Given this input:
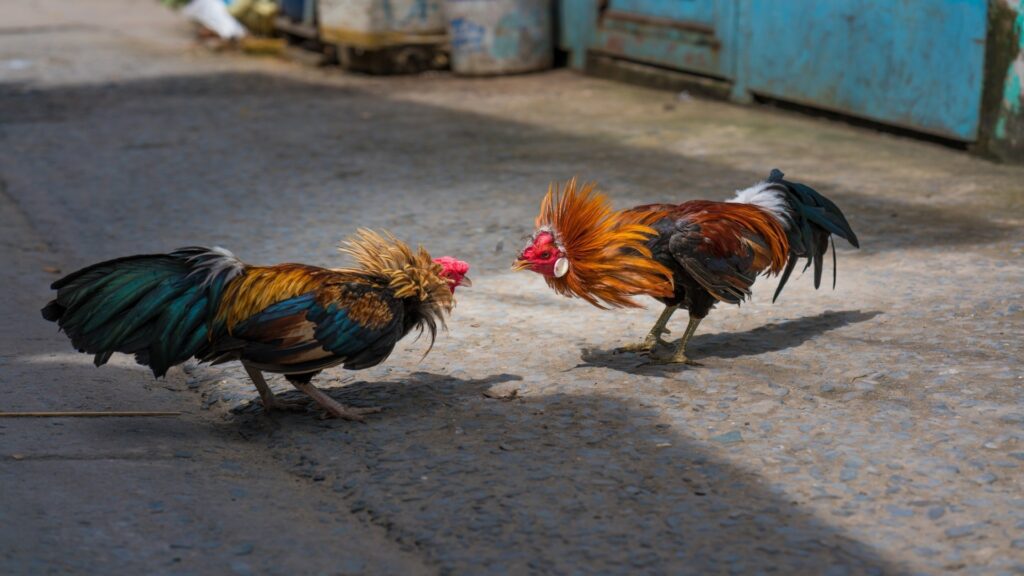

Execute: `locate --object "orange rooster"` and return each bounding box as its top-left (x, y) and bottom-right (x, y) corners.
top-left (43, 230), bottom-right (470, 420)
top-left (513, 169), bottom-right (859, 364)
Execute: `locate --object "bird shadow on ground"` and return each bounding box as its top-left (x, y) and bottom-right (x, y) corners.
top-left (230, 372), bottom-right (523, 419)
top-left (13, 355), bottom-right (893, 573)
top-left (576, 309), bottom-right (882, 375)
top-left (228, 371), bottom-right (899, 574)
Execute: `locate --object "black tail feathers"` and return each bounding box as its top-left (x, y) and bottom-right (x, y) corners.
top-left (768, 169), bottom-right (859, 303)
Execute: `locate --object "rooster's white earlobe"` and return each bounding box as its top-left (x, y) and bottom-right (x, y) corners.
top-left (554, 257), bottom-right (570, 278)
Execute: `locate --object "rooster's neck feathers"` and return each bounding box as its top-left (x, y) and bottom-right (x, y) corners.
top-left (535, 178), bottom-right (674, 309)
top-left (336, 229), bottom-right (453, 309)
top-left (335, 229), bottom-right (453, 355)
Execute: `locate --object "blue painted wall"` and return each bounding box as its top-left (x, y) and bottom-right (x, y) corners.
top-left (562, 0), bottom-right (992, 143)
top-left (739, 0), bottom-right (987, 140)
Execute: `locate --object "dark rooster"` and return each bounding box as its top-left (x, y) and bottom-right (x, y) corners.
top-left (513, 169), bottom-right (858, 364)
top-left (42, 230), bottom-right (470, 419)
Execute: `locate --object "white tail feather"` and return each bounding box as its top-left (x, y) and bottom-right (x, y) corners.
top-left (728, 182), bottom-right (792, 229)
top-left (179, 246), bottom-right (246, 287)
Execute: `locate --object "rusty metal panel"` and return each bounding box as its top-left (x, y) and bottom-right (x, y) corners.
top-left (606, 0), bottom-right (715, 27)
top-left (739, 0), bottom-right (988, 141)
top-left (590, 0), bottom-right (737, 80)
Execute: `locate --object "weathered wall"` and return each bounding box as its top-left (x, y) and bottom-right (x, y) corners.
top-left (561, 0), bottom-right (1024, 162)
top-left (978, 0), bottom-right (1024, 161)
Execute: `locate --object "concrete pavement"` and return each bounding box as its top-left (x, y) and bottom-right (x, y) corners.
top-left (2, 1), bottom-right (1023, 574)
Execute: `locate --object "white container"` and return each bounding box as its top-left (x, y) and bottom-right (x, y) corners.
top-left (319, 0), bottom-right (446, 48)
top-left (444, 0), bottom-right (552, 75)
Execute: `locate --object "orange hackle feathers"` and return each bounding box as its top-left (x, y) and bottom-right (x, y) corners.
top-left (335, 229), bottom-right (454, 356)
top-left (535, 178), bottom-right (674, 309)
top-left (335, 228), bottom-right (454, 314)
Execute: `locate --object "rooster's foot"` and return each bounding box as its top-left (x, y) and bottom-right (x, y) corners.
top-left (614, 333), bottom-right (670, 354)
top-left (648, 347), bottom-right (702, 366)
top-left (647, 355), bottom-right (702, 366)
top-left (646, 315), bottom-right (704, 366)
top-left (317, 404), bottom-right (383, 422)
top-left (290, 380), bottom-right (382, 422)
top-left (616, 306), bottom-right (678, 354)
top-left (615, 339), bottom-right (656, 354)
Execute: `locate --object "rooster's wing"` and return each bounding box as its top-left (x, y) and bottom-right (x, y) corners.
top-left (215, 281), bottom-right (405, 374)
top-left (662, 216), bottom-right (759, 304)
top-left (636, 200), bottom-right (786, 305)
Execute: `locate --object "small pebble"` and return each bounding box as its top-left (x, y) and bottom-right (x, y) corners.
top-left (886, 505), bottom-right (914, 518)
top-left (973, 473), bottom-right (997, 485)
top-left (945, 525), bottom-right (975, 538)
top-left (710, 431), bottom-right (743, 444)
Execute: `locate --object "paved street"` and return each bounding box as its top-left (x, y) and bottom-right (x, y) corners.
top-left (2, 1), bottom-right (1023, 574)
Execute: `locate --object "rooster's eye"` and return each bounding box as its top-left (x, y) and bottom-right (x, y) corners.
top-left (540, 251), bottom-right (551, 259)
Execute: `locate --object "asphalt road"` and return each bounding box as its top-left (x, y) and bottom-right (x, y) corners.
top-left (2, 2), bottom-right (1023, 574)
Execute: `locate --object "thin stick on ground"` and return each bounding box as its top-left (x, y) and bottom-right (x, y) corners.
top-left (0, 411), bottom-right (182, 418)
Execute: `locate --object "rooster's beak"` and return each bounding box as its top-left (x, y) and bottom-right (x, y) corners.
top-left (511, 259), bottom-right (530, 272)
top-left (459, 276), bottom-right (472, 288)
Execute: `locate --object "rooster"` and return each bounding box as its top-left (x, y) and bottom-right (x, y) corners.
top-left (42, 230), bottom-right (470, 420)
top-left (513, 169), bottom-right (858, 364)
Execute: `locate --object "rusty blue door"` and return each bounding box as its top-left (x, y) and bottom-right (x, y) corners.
top-left (737, 0), bottom-right (988, 140)
top-left (586, 0), bottom-right (738, 80)
top-left (561, 0), bottom-right (989, 141)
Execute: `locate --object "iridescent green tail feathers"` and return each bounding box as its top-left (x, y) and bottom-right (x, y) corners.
top-left (41, 248), bottom-right (244, 377)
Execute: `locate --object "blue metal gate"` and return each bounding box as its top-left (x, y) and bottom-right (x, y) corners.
top-left (583, 0), bottom-right (737, 80)
top-left (561, 0), bottom-right (989, 141)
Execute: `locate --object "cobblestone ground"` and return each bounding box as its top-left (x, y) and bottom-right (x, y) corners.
top-left (2, 1), bottom-right (1023, 574)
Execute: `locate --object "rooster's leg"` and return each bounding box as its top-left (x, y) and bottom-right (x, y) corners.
top-left (243, 364), bottom-right (308, 412)
top-left (649, 315), bottom-right (703, 365)
top-left (617, 305), bottom-right (677, 353)
top-left (289, 381), bottom-right (382, 422)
